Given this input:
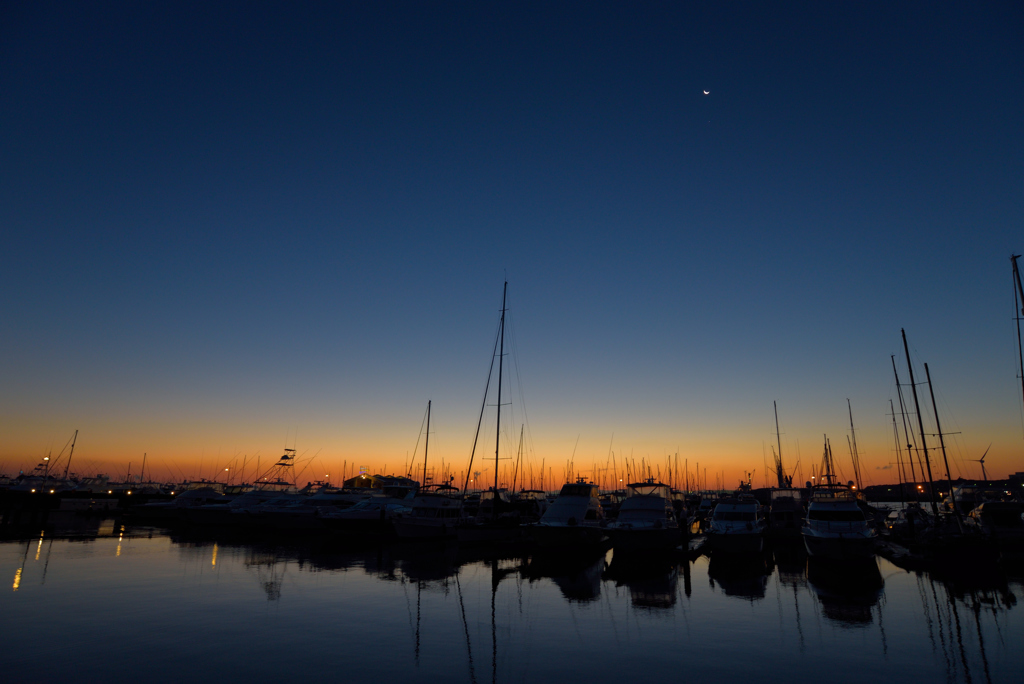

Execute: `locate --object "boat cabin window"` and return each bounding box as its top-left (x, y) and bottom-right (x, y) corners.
top-left (560, 484), bottom-right (595, 497)
top-left (808, 509), bottom-right (865, 521)
top-left (714, 511), bottom-right (756, 521)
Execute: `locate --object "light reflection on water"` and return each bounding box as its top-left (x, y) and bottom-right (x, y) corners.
top-left (1, 521), bottom-right (1021, 683)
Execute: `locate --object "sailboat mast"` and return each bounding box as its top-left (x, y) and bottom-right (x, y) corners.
top-left (511, 424), bottom-right (524, 492)
top-left (62, 429), bottom-right (78, 480)
top-left (1012, 255), bottom-right (1024, 416)
top-left (902, 329), bottom-right (940, 517)
top-left (847, 399), bottom-right (863, 490)
top-left (773, 401), bottom-right (785, 488)
top-left (494, 281), bottom-right (507, 491)
top-left (423, 400), bottom-right (431, 488)
top-left (890, 399), bottom-right (906, 505)
top-left (891, 355), bottom-right (919, 486)
top-left (925, 363), bottom-right (963, 530)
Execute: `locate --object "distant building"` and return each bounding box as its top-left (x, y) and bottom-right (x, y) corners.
top-left (342, 473), bottom-right (418, 490)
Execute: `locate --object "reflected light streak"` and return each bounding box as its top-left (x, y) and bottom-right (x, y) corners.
top-left (12, 568), bottom-right (22, 591)
top-left (211, 543), bottom-right (218, 567)
top-left (116, 533), bottom-right (122, 557)
top-left (35, 534), bottom-right (44, 561)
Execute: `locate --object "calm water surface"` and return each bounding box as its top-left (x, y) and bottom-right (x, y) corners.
top-left (2, 518), bottom-right (1022, 683)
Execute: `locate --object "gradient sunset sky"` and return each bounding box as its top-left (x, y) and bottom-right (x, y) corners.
top-left (2, 2), bottom-right (1022, 488)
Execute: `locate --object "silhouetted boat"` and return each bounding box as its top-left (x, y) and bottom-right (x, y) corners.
top-left (319, 496), bottom-right (412, 536)
top-left (393, 484), bottom-right (462, 539)
top-left (802, 485), bottom-right (878, 559)
top-left (606, 480), bottom-right (683, 553)
top-left (527, 480), bottom-right (607, 549)
top-left (767, 488), bottom-right (805, 539)
top-left (706, 496), bottom-right (766, 553)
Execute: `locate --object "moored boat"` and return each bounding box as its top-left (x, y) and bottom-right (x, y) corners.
top-left (526, 480), bottom-right (607, 549)
top-left (767, 488), bottom-right (805, 539)
top-left (606, 480), bottom-right (683, 554)
top-left (802, 485), bottom-right (878, 559)
top-left (706, 496), bottom-right (766, 553)
top-left (393, 484), bottom-right (463, 539)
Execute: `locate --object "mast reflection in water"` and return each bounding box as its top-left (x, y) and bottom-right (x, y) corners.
top-left (1, 525), bottom-right (1022, 683)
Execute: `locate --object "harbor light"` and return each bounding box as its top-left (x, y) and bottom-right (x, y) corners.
top-left (31, 489), bottom-right (35, 493)
top-left (50, 489), bottom-right (54, 494)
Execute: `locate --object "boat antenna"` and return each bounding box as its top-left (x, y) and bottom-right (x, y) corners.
top-left (494, 281), bottom-right (507, 493)
top-left (902, 329), bottom-right (940, 518)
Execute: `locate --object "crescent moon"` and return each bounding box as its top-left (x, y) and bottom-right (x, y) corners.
top-left (703, 90), bottom-right (710, 95)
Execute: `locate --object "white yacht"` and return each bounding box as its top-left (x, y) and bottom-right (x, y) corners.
top-left (392, 484), bottom-right (463, 539)
top-left (706, 496), bottom-right (766, 553)
top-left (319, 496), bottom-right (413, 536)
top-left (802, 439), bottom-right (878, 559)
top-left (802, 485), bottom-right (878, 559)
top-left (527, 480), bottom-right (606, 548)
top-left (606, 481), bottom-right (683, 553)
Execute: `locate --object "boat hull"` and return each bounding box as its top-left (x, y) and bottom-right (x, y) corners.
top-left (707, 531), bottom-right (764, 554)
top-left (607, 527), bottom-right (683, 554)
top-left (456, 521), bottom-right (525, 544)
top-left (393, 518), bottom-right (457, 539)
top-left (528, 523), bottom-right (607, 549)
top-left (802, 532), bottom-right (877, 560)
top-left (322, 516), bottom-right (396, 537)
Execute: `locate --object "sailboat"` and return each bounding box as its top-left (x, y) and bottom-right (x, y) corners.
top-left (457, 282), bottom-right (530, 544)
top-left (393, 401), bottom-right (463, 539)
top-left (766, 402), bottom-right (804, 539)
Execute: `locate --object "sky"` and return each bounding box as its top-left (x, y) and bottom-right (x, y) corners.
top-left (2, 2), bottom-right (1022, 489)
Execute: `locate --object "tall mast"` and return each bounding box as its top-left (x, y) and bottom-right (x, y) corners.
top-left (902, 329), bottom-right (939, 517)
top-left (62, 429), bottom-right (78, 480)
top-left (847, 399), bottom-right (863, 490)
top-left (1012, 255), bottom-right (1024, 417)
top-left (925, 363), bottom-right (963, 530)
top-left (890, 400), bottom-right (906, 505)
top-left (773, 401), bottom-right (785, 488)
top-left (494, 281), bottom-right (507, 491)
top-left (891, 355), bottom-right (919, 487)
top-left (511, 424), bottom-right (524, 493)
top-left (423, 400), bottom-right (431, 488)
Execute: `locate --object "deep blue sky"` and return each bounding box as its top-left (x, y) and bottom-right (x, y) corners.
top-left (2, 2), bottom-right (1022, 483)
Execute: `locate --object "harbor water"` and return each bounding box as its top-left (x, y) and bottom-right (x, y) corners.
top-left (2, 519), bottom-right (1022, 683)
